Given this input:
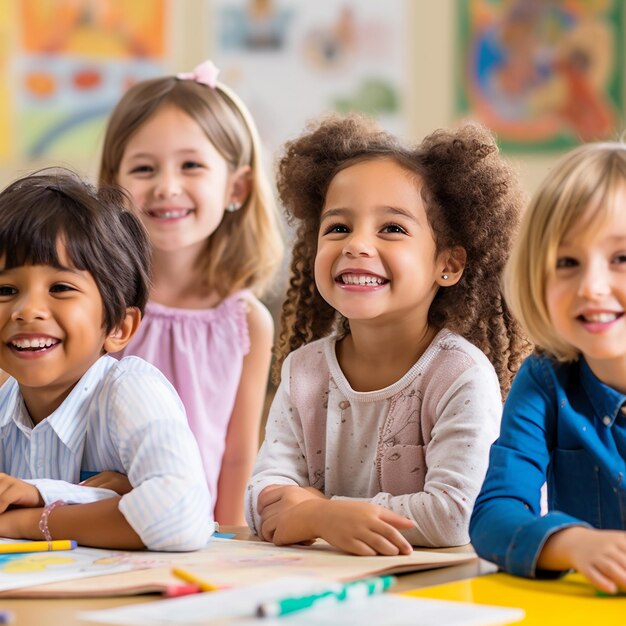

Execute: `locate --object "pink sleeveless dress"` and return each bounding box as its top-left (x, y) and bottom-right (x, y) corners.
top-left (115, 291), bottom-right (251, 509)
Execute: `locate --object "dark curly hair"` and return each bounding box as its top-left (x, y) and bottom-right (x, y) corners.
top-left (274, 114), bottom-right (530, 396)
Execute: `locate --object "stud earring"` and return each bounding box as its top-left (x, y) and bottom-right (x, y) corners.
top-left (442, 274), bottom-right (449, 280)
top-left (225, 201), bottom-right (241, 213)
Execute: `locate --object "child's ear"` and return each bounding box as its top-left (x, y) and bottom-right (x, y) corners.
top-left (103, 307), bottom-right (141, 353)
top-left (227, 165), bottom-right (252, 207)
top-left (436, 246), bottom-right (467, 287)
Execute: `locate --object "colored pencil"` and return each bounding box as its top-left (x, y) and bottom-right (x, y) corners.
top-left (171, 567), bottom-right (219, 592)
top-left (0, 540), bottom-right (77, 554)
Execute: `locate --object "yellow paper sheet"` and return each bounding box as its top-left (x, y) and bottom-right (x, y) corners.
top-left (405, 571), bottom-right (626, 625)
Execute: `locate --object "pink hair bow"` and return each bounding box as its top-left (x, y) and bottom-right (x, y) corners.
top-left (176, 60), bottom-right (220, 88)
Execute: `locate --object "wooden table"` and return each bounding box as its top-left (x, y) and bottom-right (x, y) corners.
top-left (0, 527), bottom-right (495, 625)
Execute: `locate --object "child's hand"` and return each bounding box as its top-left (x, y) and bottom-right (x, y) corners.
top-left (80, 471), bottom-right (133, 495)
top-left (0, 474), bottom-right (43, 512)
top-left (306, 500), bottom-right (415, 556)
top-left (540, 526), bottom-right (626, 594)
top-left (258, 485), bottom-right (325, 542)
top-left (260, 487), bottom-right (415, 556)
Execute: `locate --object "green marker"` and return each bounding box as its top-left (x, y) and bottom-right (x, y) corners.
top-left (256, 575), bottom-right (396, 618)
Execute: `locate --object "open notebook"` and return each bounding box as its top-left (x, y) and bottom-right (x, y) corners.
top-left (0, 537), bottom-right (477, 598)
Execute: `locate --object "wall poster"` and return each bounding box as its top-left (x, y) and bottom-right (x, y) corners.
top-left (457, 0), bottom-right (623, 151)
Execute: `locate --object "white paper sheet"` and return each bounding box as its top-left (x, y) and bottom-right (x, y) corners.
top-left (80, 576), bottom-right (524, 626)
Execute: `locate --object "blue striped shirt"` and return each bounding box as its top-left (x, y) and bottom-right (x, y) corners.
top-left (0, 355), bottom-right (213, 551)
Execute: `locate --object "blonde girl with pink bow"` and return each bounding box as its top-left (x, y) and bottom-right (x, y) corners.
top-left (99, 60), bottom-right (284, 525)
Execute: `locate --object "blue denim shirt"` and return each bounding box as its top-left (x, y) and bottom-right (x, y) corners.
top-left (469, 353), bottom-right (626, 578)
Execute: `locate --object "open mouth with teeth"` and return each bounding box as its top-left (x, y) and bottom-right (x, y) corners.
top-left (336, 273), bottom-right (389, 286)
top-left (146, 208), bottom-right (193, 219)
top-left (10, 337), bottom-right (61, 352)
top-left (578, 312), bottom-right (623, 323)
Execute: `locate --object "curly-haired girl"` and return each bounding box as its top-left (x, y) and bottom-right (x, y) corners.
top-left (245, 115), bottom-right (529, 555)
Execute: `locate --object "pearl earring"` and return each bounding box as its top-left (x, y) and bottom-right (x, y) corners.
top-left (225, 201), bottom-right (241, 213)
top-left (442, 274), bottom-right (449, 280)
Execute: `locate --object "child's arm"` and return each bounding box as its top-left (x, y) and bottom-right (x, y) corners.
top-left (263, 360), bottom-right (502, 550)
top-left (470, 357), bottom-right (586, 578)
top-left (0, 497), bottom-right (144, 549)
top-left (13, 365), bottom-right (212, 551)
top-left (110, 370), bottom-right (213, 551)
top-left (537, 527), bottom-right (626, 594)
top-left (80, 471), bottom-right (132, 495)
top-left (347, 363), bottom-right (503, 548)
top-left (0, 475), bottom-right (142, 547)
top-left (258, 485), bottom-right (414, 555)
top-left (246, 354), bottom-right (414, 555)
top-left (214, 297), bottom-right (274, 525)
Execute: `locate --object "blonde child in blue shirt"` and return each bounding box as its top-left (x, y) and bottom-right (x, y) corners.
top-left (471, 141), bottom-right (626, 593)
top-left (0, 169), bottom-right (211, 551)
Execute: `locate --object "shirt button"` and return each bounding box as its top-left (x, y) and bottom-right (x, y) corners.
top-left (603, 416), bottom-right (612, 426)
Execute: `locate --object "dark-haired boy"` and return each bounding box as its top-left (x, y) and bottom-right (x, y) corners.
top-left (0, 170), bottom-right (211, 550)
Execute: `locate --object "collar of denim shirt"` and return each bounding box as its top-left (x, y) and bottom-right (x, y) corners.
top-left (579, 356), bottom-right (626, 428)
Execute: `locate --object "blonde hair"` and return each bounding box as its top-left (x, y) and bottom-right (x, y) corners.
top-left (505, 141), bottom-right (626, 361)
top-left (99, 76), bottom-right (283, 298)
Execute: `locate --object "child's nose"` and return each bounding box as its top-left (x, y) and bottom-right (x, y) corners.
top-left (577, 263), bottom-right (611, 299)
top-left (155, 171), bottom-right (182, 199)
top-left (342, 232), bottom-right (375, 257)
top-left (11, 292), bottom-right (49, 322)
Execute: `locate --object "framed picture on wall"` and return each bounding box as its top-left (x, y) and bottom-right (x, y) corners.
top-left (457, 0), bottom-right (623, 151)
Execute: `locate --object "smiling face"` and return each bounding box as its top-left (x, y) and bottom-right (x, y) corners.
top-left (116, 103), bottom-right (238, 256)
top-left (314, 158), bottom-right (450, 330)
top-left (546, 185), bottom-right (626, 383)
top-left (0, 247), bottom-right (110, 421)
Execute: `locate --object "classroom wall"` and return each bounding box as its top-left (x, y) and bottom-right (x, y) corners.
top-left (2, 0), bottom-right (616, 196)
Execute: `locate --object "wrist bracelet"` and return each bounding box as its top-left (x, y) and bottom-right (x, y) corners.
top-left (38, 500), bottom-right (67, 544)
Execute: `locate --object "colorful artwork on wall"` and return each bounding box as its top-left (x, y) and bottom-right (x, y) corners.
top-left (0, 0), bottom-right (168, 166)
top-left (0, 0), bottom-right (12, 162)
top-left (213, 0), bottom-right (409, 157)
top-left (457, 0), bottom-right (623, 151)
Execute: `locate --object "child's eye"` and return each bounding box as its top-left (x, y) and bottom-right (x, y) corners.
top-left (555, 256), bottom-right (578, 269)
top-left (50, 284), bottom-right (76, 294)
top-left (128, 164), bottom-right (153, 175)
top-left (613, 253), bottom-right (626, 265)
top-left (182, 161), bottom-right (203, 170)
top-left (322, 223), bottom-right (350, 235)
top-left (380, 223), bottom-right (408, 235)
top-left (0, 285), bottom-right (16, 297)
